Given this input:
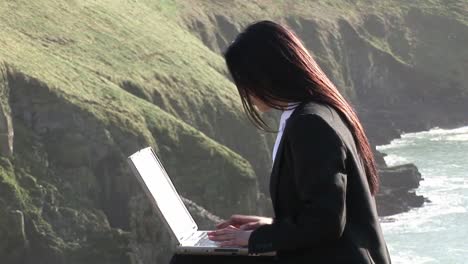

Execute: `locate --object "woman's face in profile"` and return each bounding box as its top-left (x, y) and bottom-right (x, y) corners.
top-left (248, 94), bottom-right (271, 113)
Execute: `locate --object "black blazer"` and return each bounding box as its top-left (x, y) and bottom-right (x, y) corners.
top-left (248, 101), bottom-right (392, 264)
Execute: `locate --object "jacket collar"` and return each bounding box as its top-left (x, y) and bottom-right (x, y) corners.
top-left (269, 100), bottom-right (310, 206)
top-left (272, 102), bottom-right (301, 163)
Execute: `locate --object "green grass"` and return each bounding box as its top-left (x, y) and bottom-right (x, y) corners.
top-left (0, 1), bottom-right (262, 261)
top-left (0, 0), bottom-right (466, 262)
top-left (0, 0), bottom-right (259, 188)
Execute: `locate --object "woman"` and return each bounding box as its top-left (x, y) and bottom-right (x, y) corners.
top-left (172, 20), bottom-right (391, 264)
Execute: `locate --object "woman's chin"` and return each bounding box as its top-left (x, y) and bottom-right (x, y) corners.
top-left (254, 106), bottom-right (271, 113)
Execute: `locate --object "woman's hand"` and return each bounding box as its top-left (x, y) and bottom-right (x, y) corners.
top-left (216, 214), bottom-right (273, 230)
top-left (207, 225), bottom-right (252, 247)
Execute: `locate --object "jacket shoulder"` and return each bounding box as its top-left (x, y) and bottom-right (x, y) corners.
top-left (294, 101), bottom-right (337, 120)
top-left (287, 101), bottom-right (353, 149)
top-left (288, 102), bottom-right (344, 132)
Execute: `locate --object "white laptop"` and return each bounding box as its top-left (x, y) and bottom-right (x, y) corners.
top-left (127, 147), bottom-right (253, 256)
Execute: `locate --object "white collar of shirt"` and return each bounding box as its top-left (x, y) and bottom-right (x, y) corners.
top-left (272, 102), bottom-right (300, 163)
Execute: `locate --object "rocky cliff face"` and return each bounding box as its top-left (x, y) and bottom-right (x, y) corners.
top-left (0, 65), bottom-right (14, 156)
top-left (182, 3), bottom-right (468, 145)
top-left (178, 1), bottom-right (467, 216)
top-left (0, 0), bottom-right (466, 263)
top-left (0, 62), bottom-right (258, 263)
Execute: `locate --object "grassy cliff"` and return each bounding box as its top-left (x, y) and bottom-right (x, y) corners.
top-left (0, 1), bottom-right (264, 262)
top-left (1, 0), bottom-right (467, 263)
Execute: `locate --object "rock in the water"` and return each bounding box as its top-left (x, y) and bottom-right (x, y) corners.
top-left (376, 164), bottom-right (428, 216)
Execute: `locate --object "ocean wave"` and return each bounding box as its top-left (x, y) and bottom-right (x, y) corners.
top-left (378, 126), bottom-right (468, 143)
top-left (446, 134), bottom-right (468, 141)
top-left (378, 125), bottom-right (468, 264)
top-left (420, 175), bottom-right (468, 190)
top-left (389, 250), bottom-right (436, 264)
top-left (383, 154), bottom-right (409, 166)
top-left (381, 173), bottom-right (467, 234)
top-left (377, 138), bottom-right (417, 150)
top-left (377, 125), bottom-right (468, 151)
top-left (381, 204), bottom-right (466, 235)
top-left (408, 126), bottom-right (468, 137)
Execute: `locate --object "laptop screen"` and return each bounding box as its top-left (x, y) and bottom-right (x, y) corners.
top-left (128, 147), bottom-right (197, 241)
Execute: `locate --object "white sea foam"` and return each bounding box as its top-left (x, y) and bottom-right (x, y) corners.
top-left (408, 126), bottom-right (468, 137)
top-left (389, 251), bottom-right (436, 264)
top-left (377, 125), bottom-right (468, 263)
top-left (446, 134), bottom-right (468, 141)
top-left (383, 154), bottom-right (409, 166)
top-left (428, 136), bottom-right (444, 142)
top-left (378, 126), bottom-right (468, 145)
top-left (377, 138), bottom-right (416, 150)
top-left (381, 198), bottom-right (466, 234)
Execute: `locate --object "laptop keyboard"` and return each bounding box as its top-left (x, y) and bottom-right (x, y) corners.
top-left (192, 232), bottom-right (219, 247)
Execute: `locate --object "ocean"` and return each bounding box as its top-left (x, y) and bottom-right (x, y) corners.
top-left (376, 126), bottom-right (468, 264)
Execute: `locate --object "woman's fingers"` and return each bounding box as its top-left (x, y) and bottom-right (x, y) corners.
top-left (219, 240), bottom-right (238, 247)
top-left (239, 221), bottom-right (259, 230)
top-left (210, 225), bottom-right (237, 234)
top-left (215, 215), bottom-right (271, 230)
top-left (207, 225), bottom-right (237, 235)
top-left (215, 215), bottom-right (241, 229)
top-left (215, 214), bottom-right (253, 229)
top-left (207, 233), bottom-right (234, 241)
top-left (215, 220), bottom-right (231, 229)
top-left (208, 225), bottom-right (238, 241)
top-left (208, 227), bottom-right (252, 247)
top-left (232, 214), bottom-right (259, 223)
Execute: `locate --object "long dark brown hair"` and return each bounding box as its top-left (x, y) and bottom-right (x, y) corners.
top-left (223, 20), bottom-right (379, 195)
